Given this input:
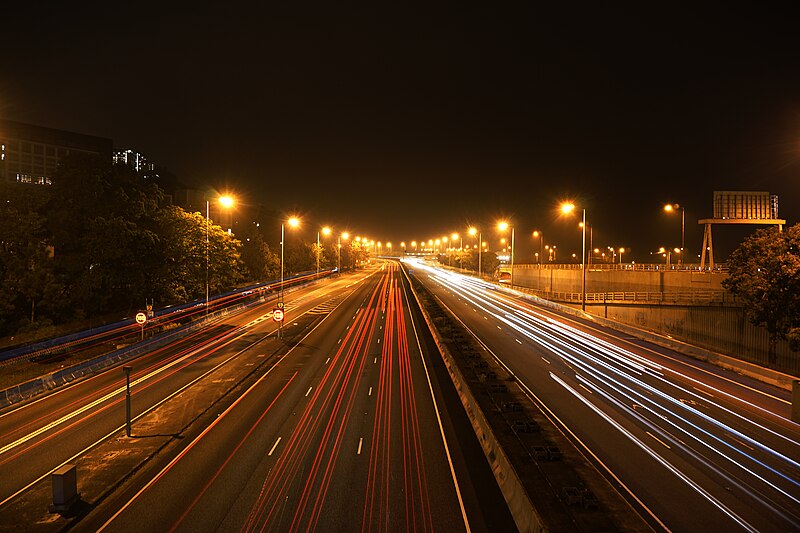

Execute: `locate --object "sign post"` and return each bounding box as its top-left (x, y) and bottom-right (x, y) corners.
top-left (135, 312), bottom-right (147, 341)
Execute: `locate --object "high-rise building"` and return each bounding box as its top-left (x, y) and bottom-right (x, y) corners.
top-left (0, 119), bottom-right (113, 185)
top-left (113, 149), bottom-right (154, 173)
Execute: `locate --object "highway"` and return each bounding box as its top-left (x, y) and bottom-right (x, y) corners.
top-left (0, 263), bottom-right (514, 531)
top-left (406, 259), bottom-right (800, 533)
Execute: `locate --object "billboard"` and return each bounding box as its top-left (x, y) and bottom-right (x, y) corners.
top-left (713, 191), bottom-right (779, 220)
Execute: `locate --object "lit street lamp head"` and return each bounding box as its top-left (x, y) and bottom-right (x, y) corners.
top-left (287, 216), bottom-right (300, 228)
top-left (218, 195), bottom-right (235, 208)
top-left (468, 227), bottom-right (477, 236)
top-left (560, 202), bottom-right (576, 215)
top-left (497, 221), bottom-right (509, 231)
top-left (322, 226), bottom-right (331, 236)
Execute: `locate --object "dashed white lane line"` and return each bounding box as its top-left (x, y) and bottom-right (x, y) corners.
top-left (325, 357), bottom-right (330, 365)
top-left (646, 431), bottom-right (671, 449)
top-left (373, 357), bottom-right (377, 364)
top-left (368, 387), bottom-right (373, 396)
top-left (541, 357), bottom-right (551, 364)
top-left (515, 339), bottom-right (522, 344)
top-left (357, 437), bottom-right (364, 455)
top-left (305, 386), bottom-right (313, 397)
top-left (268, 437), bottom-right (282, 456)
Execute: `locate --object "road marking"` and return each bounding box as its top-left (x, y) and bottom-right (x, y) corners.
top-left (338, 338), bottom-right (342, 344)
top-left (483, 316), bottom-right (488, 320)
top-left (377, 338), bottom-right (381, 343)
top-left (728, 433), bottom-right (755, 451)
top-left (515, 339), bottom-right (522, 344)
top-left (268, 437), bottom-right (282, 456)
top-left (325, 357), bottom-right (330, 365)
top-left (541, 357), bottom-right (550, 364)
top-left (692, 386), bottom-right (714, 397)
top-left (374, 357), bottom-right (377, 364)
top-left (257, 354), bottom-right (266, 358)
top-left (496, 325), bottom-right (501, 330)
top-left (579, 383), bottom-right (593, 394)
top-left (646, 431), bottom-right (671, 449)
top-left (368, 387), bottom-right (373, 396)
top-left (357, 437), bottom-right (363, 455)
top-left (305, 386), bottom-right (313, 397)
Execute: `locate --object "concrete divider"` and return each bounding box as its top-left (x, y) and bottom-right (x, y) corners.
top-left (404, 268), bottom-right (545, 533)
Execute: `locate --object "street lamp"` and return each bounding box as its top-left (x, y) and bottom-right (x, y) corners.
top-left (468, 227), bottom-right (482, 278)
top-left (338, 231), bottom-right (349, 272)
top-left (664, 203), bottom-right (685, 264)
top-left (498, 221), bottom-right (515, 286)
top-left (532, 231), bottom-right (544, 265)
top-left (280, 216), bottom-right (300, 337)
top-left (317, 226), bottom-right (331, 277)
top-left (619, 247), bottom-right (625, 265)
top-left (561, 202), bottom-right (586, 312)
top-left (206, 194), bottom-right (235, 315)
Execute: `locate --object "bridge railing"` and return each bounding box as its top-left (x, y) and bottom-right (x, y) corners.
top-left (515, 287), bottom-right (736, 305)
top-left (509, 263), bottom-right (729, 273)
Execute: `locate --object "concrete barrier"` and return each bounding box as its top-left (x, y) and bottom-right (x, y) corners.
top-left (404, 268), bottom-right (545, 533)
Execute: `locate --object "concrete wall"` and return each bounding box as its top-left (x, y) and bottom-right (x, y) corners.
top-left (512, 265), bottom-right (726, 293)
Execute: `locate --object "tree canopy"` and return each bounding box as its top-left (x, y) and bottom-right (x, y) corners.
top-left (722, 224), bottom-right (800, 364)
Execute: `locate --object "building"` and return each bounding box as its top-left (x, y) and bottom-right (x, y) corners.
top-left (0, 119), bottom-right (113, 185)
top-left (113, 148), bottom-right (154, 173)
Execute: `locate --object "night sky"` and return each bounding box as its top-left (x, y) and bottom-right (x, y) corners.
top-left (2, 3), bottom-right (798, 261)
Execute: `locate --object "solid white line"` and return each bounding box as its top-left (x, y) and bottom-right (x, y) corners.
top-left (646, 431), bottom-right (671, 449)
top-left (400, 268), bottom-right (472, 533)
top-left (305, 386), bottom-right (313, 397)
top-left (268, 437), bottom-right (282, 456)
top-left (357, 437), bottom-right (363, 455)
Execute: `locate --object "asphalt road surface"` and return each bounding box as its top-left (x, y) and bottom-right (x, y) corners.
top-left (407, 258), bottom-right (800, 533)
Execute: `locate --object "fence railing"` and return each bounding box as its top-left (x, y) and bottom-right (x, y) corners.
top-left (515, 287), bottom-right (737, 305)
top-left (506, 263), bottom-right (729, 273)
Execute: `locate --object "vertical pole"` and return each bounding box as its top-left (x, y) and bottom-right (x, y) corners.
top-left (205, 200), bottom-right (209, 315)
top-left (316, 231), bottom-right (320, 278)
top-left (792, 380), bottom-right (800, 423)
top-left (478, 231), bottom-right (482, 279)
top-left (280, 222), bottom-right (284, 340)
top-left (681, 207), bottom-right (685, 265)
top-left (581, 209), bottom-right (587, 312)
top-left (123, 366), bottom-right (132, 437)
top-left (510, 227), bottom-right (515, 287)
top-left (337, 236), bottom-right (341, 273)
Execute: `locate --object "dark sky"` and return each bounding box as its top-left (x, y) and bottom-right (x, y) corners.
top-left (2, 3), bottom-right (798, 261)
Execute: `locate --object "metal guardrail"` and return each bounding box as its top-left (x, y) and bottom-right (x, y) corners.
top-left (508, 263), bottom-right (729, 273)
top-left (515, 287), bottom-right (738, 305)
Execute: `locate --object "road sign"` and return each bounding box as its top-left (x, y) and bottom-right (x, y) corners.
top-left (135, 312), bottom-right (147, 325)
top-left (276, 301), bottom-right (285, 309)
top-left (273, 309), bottom-right (284, 322)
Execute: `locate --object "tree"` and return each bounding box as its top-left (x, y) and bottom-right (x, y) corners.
top-left (0, 183), bottom-right (63, 334)
top-left (153, 206), bottom-right (245, 303)
top-left (241, 232), bottom-right (280, 282)
top-left (722, 225), bottom-right (800, 366)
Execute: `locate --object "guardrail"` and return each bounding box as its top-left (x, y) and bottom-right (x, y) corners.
top-left (508, 263), bottom-right (729, 273)
top-left (515, 287), bottom-right (738, 305)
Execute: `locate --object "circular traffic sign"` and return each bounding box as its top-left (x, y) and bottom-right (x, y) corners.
top-left (135, 312), bottom-right (147, 325)
top-left (273, 309), bottom-right (285, 322)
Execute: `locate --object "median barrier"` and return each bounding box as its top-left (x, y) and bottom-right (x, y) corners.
top-left (403, 268), bottom-right (545, 533)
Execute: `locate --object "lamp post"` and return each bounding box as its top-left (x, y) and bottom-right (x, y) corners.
top-left (280, 216), bottom-right (300, 338)
top-left (317, 226), bottom-right (331, 277)
top-left (468, 227), bottom-right (482, 278)
top-left (338, 232), bottom-right (349, 272)
top-left (498, 221), bottom-right (515, 287)
top-left (206, 195), bottom-right (235, 315)
top-left (561, 203), bottom-right (586, 312)
top-left (664, 203), bottom-right (685, 264)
